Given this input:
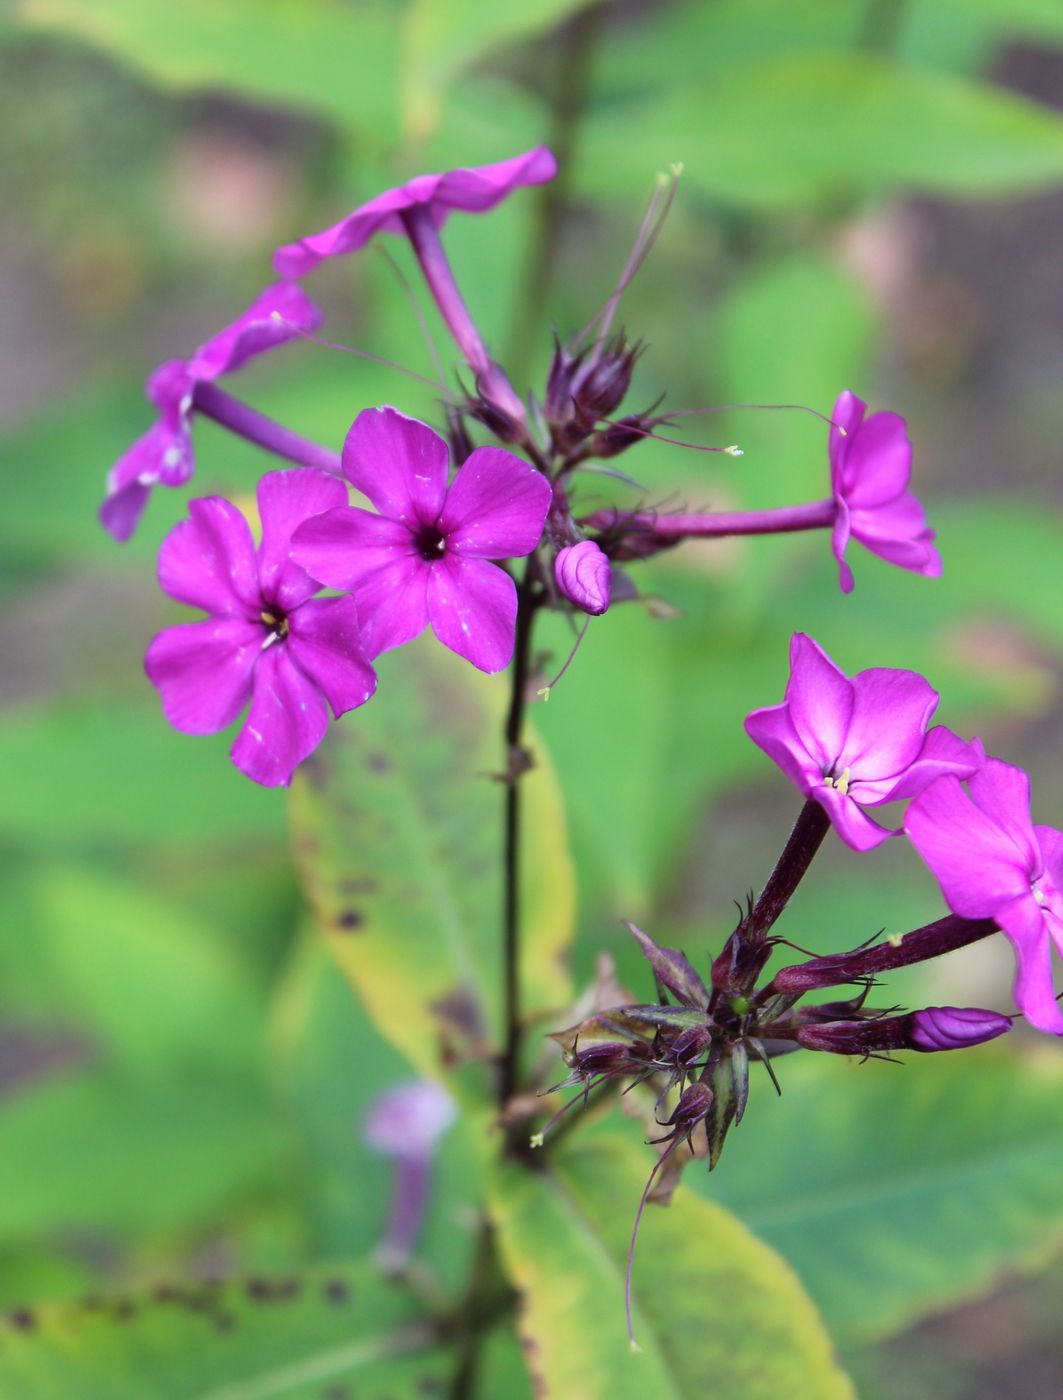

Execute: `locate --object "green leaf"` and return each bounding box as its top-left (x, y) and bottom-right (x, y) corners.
top-left (290, 640), bottom-right (575, 1079)
top-left (577, 53), bottom-right (1063, 205)
top-left (490, 1133), bottom-right (852, 1398)
top-left (16, 0), bottom-right (401, 139)
top-left (0, 1262), bottom-right (450, 1399)
top-left (704, 1049), bottom-right (1063, 1344)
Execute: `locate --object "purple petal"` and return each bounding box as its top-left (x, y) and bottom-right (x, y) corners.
top-left (841, 411), bottom-right (912, 507)
top-left (876, 726), bottom-right (983, 803)
top-left (841, 666), bottom-right (939, 782)
top-left (830, 498), bottom-right (855, 594)
top-left (364, 1080), bottom-right (456, 1160)
top-left (970, 759), bottom-right (1042, 873)
top-left (230, 645), bottom-right (329, 787)
top-left (185, 282), bottom-right (323, 381)
top-left (909, 1005), bottom-right (1012, 1051)
top-left (426, 555), bottom-right (517, 673)
top-left (1036, 825), bottom-right (1063, 904)
top-left (996, 893), bottom-right (1063, 1035)
top-left (145, 618), bottom-right (260, 734)
top-left (439, 448), bottom-right (551, 559)
top-left (291, 505), bottom-right (416, 592)
top-left (785, 634), bottom-right (854, 774)
top-left (813, 783), bottom-right (895, 851)
top-left (287, 596), bottom-right (377, 717)
top-left (851, 495), bottom-right (941, 577)
top-left (743, 702), bottom-right (818, 796)
top-left (157, 497), bottom-right (260, 616)
top-left (350, 553), bottom-right (432, 659)
top-left (432, 146), bottom-right (558, 212)
top-left (828, 390), bottom-right (866, 480)
top-left (554, 540), bottom-right (612, 616)
top-left (256, 468), bottom-right (347, 610)
top-left (147, 358), bottom-right (196, 418)
top-left (905, 775), bottom-right (1033, 918)
top-left (100, 420), bottom-right (194, 542)
top-left (342, 407), bottom-right (449, 526)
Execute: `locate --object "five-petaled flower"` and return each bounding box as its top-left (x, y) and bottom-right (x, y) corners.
top-left (744, 632), bottom-right (979, 851)
top-left (829, 389), bottom-right (941, 594)
top-left (145, 468), bottom-right (376, 788)
top-left (291, 407), bottom-right (552, 674)
top-left (906, 758), bottom-right (1063, 1034)
top-left (101, 283), bottom-right (322, 542)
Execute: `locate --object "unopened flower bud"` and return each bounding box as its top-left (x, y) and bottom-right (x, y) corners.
top-left (555, 540), bottom-right (612, 616)
top-left (571, 335), bottom-right (640, 420)
top-left (908, 1005), bottom-right (1011, 1052)
top-left (662, 1080), bottom-right (714, 1131)
top-left (469, 361), bottom-right (527, 444)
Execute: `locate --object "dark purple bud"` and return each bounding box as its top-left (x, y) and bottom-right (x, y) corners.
top-left (626, 921), bottom-right (710, 1009)
top-left (661, 1080), bottom-right (713, 1132)
top-left (571, 335), bottom-right (641, 420)
top-left (555, 540), bottom-right (612, 616)
top-left (670, 1024), bottom-right (712, 1066)
top-left (710, 926), bottom-right (773, 1000)
top-left (795, 1017), bottom-right (909, 1055)
top-left (564, 1040), bottom-right (651, 1079)
top-left (585, 414), bottom-right (650, 461)
top-left (469, 361), bottom-right (527, 444)
top-left (544, 340), bottom-right (584, 425)
top-left (908, 1005), bottom-right (1012, 1052)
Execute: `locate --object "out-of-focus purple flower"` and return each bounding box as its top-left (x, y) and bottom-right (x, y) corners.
top-left (908, 1005), bottom-right (1012, 1051)
top-left (292, 407), bottom-right (552, 673)
top-left (906, 758), bottom-right (1063, 1034)
top-left (273, 147), bottom-right (557, 278)
top-left (145, 468), bottom-right (375, 787)
top-left (102, 283), bottom-right (322, 541)
top-left (364, 1079), bottom-right (456, 1270)
top-left (745, 633), bottom-right (980, 851)
top-left (554, 540), bottom-right (612, 616)
top-left (829, 389), bottom-right (941, 594)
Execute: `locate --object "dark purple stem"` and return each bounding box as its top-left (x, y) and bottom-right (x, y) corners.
top-left (192, 382), bottom-right (343, 477)
top-left (584, 499), bottom-right (835, 540)
top-left (748, 800), bottom-right (831, 940)
top-left (771, 914), bottom-right (1000, 994)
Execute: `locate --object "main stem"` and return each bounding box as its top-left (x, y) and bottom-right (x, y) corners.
top-left (498, 563), bottom-right (537, 1123)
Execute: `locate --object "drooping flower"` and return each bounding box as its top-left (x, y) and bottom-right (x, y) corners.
top-left (364, 1079), bottom-right (456, 1271)
top-left (273, 147), bottom-right (557, 278)
top-left (145, 468), bottom-right (375, 787)
top-left (829, 389), bottom-right (941, 594)
top-left (291, 406), bottom-right (552, 673)
top-left (101, 282), bottom-right (322, 541)
top-left (554, 540), bottom-right (612, 616)
top-left (906, 759), bottom-right (1063, 1034)
top-left (744, 633), bottom-right (980, 851)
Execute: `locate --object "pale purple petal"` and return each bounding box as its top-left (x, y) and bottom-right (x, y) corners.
top-left (877, 726), bottom-right (982, 803)
top-left (145, 618), bottom-right (260, 734)
top-left (157, 497), bottom-right (260, 616)
top-left (100, 419), bottom-right (193, 542)
top-left (364, 1080), bottom-right (456, 1160)
top-left (996, 893), bottom-right (1063, 1035)
top-left (841, 411), bottom-right (912, 507)
top-left (969, 759), bottom-right (1041, 873)
top-left (743, 703), bottom-right (818, 796)
top-left (1037, 826), bottom-right (1063, 901)
top-left (185, 282), bottom-right (324, 381)
top-left (828, 390), bottom-right (866, 478)
top-left (785, 633), bottom-right (854, 773)
top-left (230, 645), bottom-right (329, 787)
top-left (841, 667), bottom-right (939, 779)
top-left (830, 497), bottom-right (855, 595)
top-left (554, 540), bottom-right (612, 616)
top-left (292, 506), bottom-right (417, 592)
top-left (342, 407), bottom-right (449, 526)
top-left (432, 147), bottom-right (558, 212)
top-left (286, 596), bottom-right (377, 717)
top-left (256, 468), bottom-right (347, 610)
top-left (147, 359), bottom-right (196, 419)
top-left (426, 555), bottom-right (517, 673)
top-left (439, 448), bottom-right (551, 558)
top-left (813, 783), bottom-right (895, 851)
top-left (905, 775), bottom-right (1033, 918)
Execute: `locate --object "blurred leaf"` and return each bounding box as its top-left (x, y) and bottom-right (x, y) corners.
top-left (490, 1133), bottom-right (852, 1398)
top-left (705, 1049), bottom-right (1063, 1344)
top-left (577, 53), bottom-right (1063, 204)
top-left (290, 640), bottom-right (575, 1080)
top-left (935, 0), bottom-right (1063, 44)
top-left (16, 0), bottom-right (400, 138)
top-left (0, 698), bottom-right (286, 847)
top-left (0, 1262), bottom-right (450, 1399)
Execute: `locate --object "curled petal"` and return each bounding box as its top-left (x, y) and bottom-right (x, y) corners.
top-left (342, 407), bottom-right (449, 526)
top-left (100, 420), bottom-right (193, 542)
top-left (426, 555), bottom-right (517, 673)
top-left (813, 783), bottom-right (895, 852)
top-left (158, 497), bottom-right (260, 616)
top-left (996, 893), bottom-right (1063, 1035)
top-left (554, 541), bottom-right (612, 616)
top-left (145, 618), bottom-right (260, 735)
top-left (256, 468), bottom-right (347, 610)
top-left (230, 645), bottom-right (329, 788)
top-left (969, 759), bottom-right (1042, 873)
top-left (185, 282), bottom-right (323, 381)
top-left (743, 702), bottom-right (817, 797)
top-left (287, 596), bottom-right (377, 718)
top-left (439, 448), bottom-right (552, 559)
top-left (875, 726), bottom-right (982, 804)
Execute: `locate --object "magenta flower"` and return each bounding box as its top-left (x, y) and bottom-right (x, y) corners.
top-left (291, 407), bottom-right (551, 674)
top-left (101, 282), bottom-right (322, 541)
top-left (744, 633), bottom-right (980, 851)
top-left (554, 540), bottom-right (612, 616)
top-left (906, 759), bottom-right (1063, 1034)
top-left (145, 468), bottom-right (376, 788)
top-left (273, 147), bottom-right (557, 279)
top-left (830, 389), bottom-right (941, 594)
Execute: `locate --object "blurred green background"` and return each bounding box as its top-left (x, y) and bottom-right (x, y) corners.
top-left (1, 0), bottom-right (1063, 1395)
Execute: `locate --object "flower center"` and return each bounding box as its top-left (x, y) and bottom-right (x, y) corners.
top-left (823, 765), bottom-right (852, 796)
top-left (413, 525), bottom-right (447, 562)
top-left (260, 609), bottom-right (289, 646)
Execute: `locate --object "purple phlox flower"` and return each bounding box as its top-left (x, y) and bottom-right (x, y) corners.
top-left (364, 1079), bottom-right (456, 1271)
top-left (145, 468), bottom-right (375, 788)
top-left (906, 757), bottom-right (1063, 1034)
top-left (744, 633), bottom-right (980, 852)
top-left (291, 406), bottom-right (552, 674)
top-left (908, 1005), bottom-right (1012, 1052)
top-left (829, 389), bottom-right (941, 594)
top-left (273, 147), bottom-right (557, 279)
top-left (101, 282), bottom-right (322, 542)
top-left (555, 540), bottom-right (612, 616)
